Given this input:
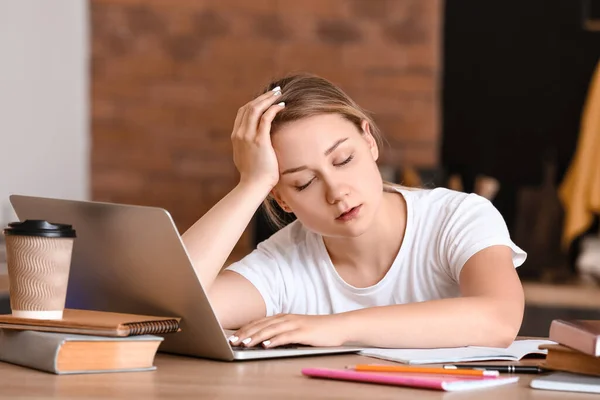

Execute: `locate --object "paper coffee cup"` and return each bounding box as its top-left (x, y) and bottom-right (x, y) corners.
top-left (3, 220), bottom-right (76, 320)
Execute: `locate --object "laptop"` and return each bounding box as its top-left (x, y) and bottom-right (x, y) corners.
top-left (9, 195), bottom-right (361, 361)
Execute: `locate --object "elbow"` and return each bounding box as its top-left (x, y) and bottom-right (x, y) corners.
top-left (474, 303), bottom-right (524, 348)
top-left (486, 327), bottom-right (519, 348)
top-left (475, 320), bottom-right (520, 348)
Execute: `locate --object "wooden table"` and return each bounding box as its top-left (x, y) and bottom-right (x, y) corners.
top-left (0, 353), bottom-right (593, 399)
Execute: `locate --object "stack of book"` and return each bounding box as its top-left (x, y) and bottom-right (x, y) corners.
top-left (0, 308), bottom-right (181, 375)
top-left (530, 319), bottom-right (600, 394)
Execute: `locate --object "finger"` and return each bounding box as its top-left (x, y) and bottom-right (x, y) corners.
top-left (228, 319), bottom-right (270, 345)
top-left (240, 87), bottom-right (283, 140)
top-left (228, 315), bottom-right (275, 345)
top-left (256, 102), bottom-right (286, 142)
top-left (241, 91), bottom-right (282, 141)
top-left (230, 314), bottom-right (288, 346)
top-left (250, 85), bottom-right (282, 106)
top-left (262, 330), bottom-right (301, 348)
top-left (242, 320), bottom-right (294, 348)
top-left (232, 87), bottom-right (280, 140)
top-left (231, 106), bottom-right (246, 137)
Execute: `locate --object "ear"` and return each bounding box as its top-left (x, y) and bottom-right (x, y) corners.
top-left (360, 120), bottom-right (379, 161)
top-left (270, 188), bottom-right (293, 213)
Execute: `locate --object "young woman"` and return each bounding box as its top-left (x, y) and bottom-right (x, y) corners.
top-left (182, 74), bottom-right (526, 350)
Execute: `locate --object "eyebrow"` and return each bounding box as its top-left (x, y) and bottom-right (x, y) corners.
top-left (281, 138), bottom-right (349, 175)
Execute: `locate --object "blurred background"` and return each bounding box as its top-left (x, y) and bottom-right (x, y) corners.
top-left (1, 0), bottom-right (600, 334)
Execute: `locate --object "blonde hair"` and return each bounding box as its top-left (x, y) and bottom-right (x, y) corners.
top-left (262, 73), bottom-right (402, 229)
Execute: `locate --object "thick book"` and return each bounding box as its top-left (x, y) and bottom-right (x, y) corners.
top-left (0, 329), bottom-right (163, 374)
top-left (549, 319), bottom-right (600, 357)
top-left (540, 344), bottom-right (600, 377)
top-left (531, 372), bottom-right (600, 394)
top-left (0, 309), bottom-right (181, 337)
top-left (302, 368), bottom-right (519, 392)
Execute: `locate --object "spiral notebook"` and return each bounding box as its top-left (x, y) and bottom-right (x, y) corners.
top-left (0, 308), bottom-right (181, 337)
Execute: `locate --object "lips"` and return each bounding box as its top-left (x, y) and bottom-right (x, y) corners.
top-left (337, 207), bottom-right (356, 218)
top-left (336, 205), bottom-right (362, 221)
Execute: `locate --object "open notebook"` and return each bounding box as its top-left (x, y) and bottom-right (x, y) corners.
top-left (359, 339), bottom-right (556, 365)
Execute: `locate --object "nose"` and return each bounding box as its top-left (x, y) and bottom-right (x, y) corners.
top-left (325, 179), bottom-right (350, 204)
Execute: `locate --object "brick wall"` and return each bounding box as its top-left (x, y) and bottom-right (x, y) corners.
top-left (91, 0), bottom-right (442, 254)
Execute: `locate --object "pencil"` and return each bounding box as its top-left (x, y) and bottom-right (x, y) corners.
top-left (346, 364), bottom-right (500, 377)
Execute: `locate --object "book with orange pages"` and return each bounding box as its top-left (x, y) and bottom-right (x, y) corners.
top-left (0, 329), bottom-right (163, 374)
top-left (540, 344), bottom-right (600, 377)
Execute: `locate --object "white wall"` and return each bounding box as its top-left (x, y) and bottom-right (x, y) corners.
top-left (0, 0), bottom-right (89, 225)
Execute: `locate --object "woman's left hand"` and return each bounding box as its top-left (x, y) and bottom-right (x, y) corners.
top-left (228, 314), bottom-right (347, 348)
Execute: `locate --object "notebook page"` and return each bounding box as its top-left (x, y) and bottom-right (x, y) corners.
top-left (359, 339), bottom-right (556, 365)
top-left (470, 339), bottom-right (556, 359)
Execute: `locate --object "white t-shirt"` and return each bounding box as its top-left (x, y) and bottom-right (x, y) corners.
top-left (226, 187), bottom-right (526, 317)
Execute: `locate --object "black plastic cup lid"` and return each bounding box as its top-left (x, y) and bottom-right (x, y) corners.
top-left (3, 220), bottom-right (76, 238)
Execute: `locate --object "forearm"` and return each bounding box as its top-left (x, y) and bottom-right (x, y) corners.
top-left (339, 296), bottom-right (523, 348)
top-left (181, 181), bottom-right (270, 290)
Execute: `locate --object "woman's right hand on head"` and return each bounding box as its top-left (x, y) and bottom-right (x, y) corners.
top-left (231, 87), bottom-right (285, 190)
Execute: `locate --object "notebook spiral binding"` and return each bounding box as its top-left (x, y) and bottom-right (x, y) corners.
top-left (124, 320), bottom-right (180, 336)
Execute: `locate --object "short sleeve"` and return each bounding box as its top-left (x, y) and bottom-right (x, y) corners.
top-left (225, 242), bottom-right (287, 317)
top-left (442, 193), bottom-right (527, 282)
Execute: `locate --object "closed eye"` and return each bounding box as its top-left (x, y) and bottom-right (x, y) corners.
top-left (334, 154), bottom-right (354, 167)
top-left (294, 155), bottom-right (354, 192)
top-left (295, 178), bottom-right (315, 192)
